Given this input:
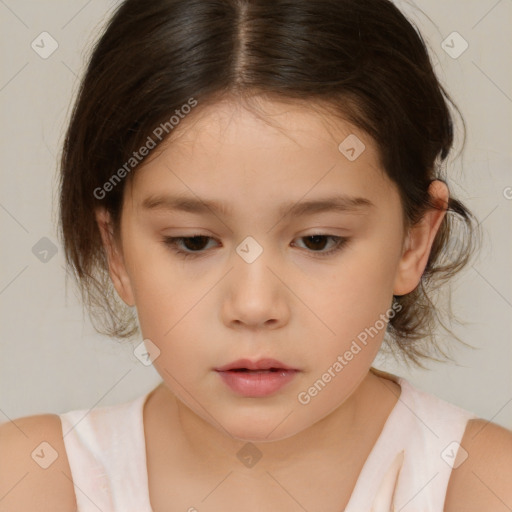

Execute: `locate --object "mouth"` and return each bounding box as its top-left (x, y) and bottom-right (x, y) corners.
top-left (214, 358), bottom-right (299, 397)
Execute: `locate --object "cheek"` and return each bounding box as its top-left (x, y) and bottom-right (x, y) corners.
top-left (312, 244), bottom-right (398, 323)
top-left (299, 244), bottom-right (399, 369)
top-left (124, 247), bottom-right (179, 341)
top-left (125, 245), bottom-right (215, 372)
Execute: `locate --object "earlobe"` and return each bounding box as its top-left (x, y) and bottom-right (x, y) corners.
top-left (94, 207), bottom-right (136, 307)
top-left (393, 180), bottom-right (449, 296)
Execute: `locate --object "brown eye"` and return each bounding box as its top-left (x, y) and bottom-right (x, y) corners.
top-left (162, 235), bottom-right (218, 258)
top-left (293, 235), bottom-right (349, 257)
top-left (178, 236), bottom-right (211, 251)
top-left (301, 235), bottom-right (330, 251)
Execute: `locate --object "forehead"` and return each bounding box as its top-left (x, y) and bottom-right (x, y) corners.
top-left (125, 97), bottom-right (394, 212)
top-left (146, 97), bottom-right (369, 155)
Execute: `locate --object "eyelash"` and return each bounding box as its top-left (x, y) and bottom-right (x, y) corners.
top-left (162, 234), bottom-right (349, 259)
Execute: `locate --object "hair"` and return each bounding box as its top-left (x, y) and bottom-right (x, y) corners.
top-left (58, 0), bottom-right (481, 368)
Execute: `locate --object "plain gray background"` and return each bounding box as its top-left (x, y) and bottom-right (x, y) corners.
top-left (0, 0), bottom-right (511, 429)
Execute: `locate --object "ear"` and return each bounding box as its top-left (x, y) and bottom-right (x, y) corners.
top-left (95, 207), bottom-right (136, 307)
top-left (393, 180), bottom-right (449, 296)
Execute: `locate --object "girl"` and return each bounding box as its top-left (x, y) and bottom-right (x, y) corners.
top-left (1, 0), bottom-right (511, 511)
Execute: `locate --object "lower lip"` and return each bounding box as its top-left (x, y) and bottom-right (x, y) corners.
top-left (216, 369), bottom-right (298, 397)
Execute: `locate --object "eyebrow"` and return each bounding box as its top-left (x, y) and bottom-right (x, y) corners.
top-left (141, 193), bottom-right (374, 218)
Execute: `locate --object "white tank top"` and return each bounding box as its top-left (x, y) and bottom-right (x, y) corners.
top-left (59, 371), bottom-right (477, 511)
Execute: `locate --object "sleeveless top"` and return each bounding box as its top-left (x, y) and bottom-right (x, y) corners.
top-left (58, 369), bottom-right (477, 511)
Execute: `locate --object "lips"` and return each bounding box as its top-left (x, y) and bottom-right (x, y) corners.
top-left (215, 358), bottom-right (299, 397)
top-left (214, 358), bottom-right (298, 372)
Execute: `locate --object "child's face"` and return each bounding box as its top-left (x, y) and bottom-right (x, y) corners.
top-left (98, 97), bottom-right (440, 441)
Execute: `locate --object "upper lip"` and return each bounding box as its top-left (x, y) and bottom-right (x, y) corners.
top-left (214, 358), bottom-right (298, 371)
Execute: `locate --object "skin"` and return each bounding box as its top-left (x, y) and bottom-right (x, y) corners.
top-left (94, 96), bottom-right (449, 508)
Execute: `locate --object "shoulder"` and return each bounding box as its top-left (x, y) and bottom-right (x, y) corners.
top-left (444, 418), bottom-right (512, 512)
top-left (0, 414), bottom-right (77, 512)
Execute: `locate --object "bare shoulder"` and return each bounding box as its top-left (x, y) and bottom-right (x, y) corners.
top-left (444, 418), bottom-right (512, 512)
top-left (0, 414), bottom-right (77, 512)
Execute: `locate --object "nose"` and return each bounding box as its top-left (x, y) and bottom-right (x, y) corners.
top-left (220, 241), bottom-right (290, 330)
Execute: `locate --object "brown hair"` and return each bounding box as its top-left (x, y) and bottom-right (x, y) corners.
top-left (58, 0), bottom-right (480, 368)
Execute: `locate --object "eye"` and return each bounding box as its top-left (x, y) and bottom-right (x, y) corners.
top-left (163, 235), bottom-right (218, 259)
top-left (291, 234), bottom-right (349, 257)
top-left (162, 234), bottom-right (349, 259)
